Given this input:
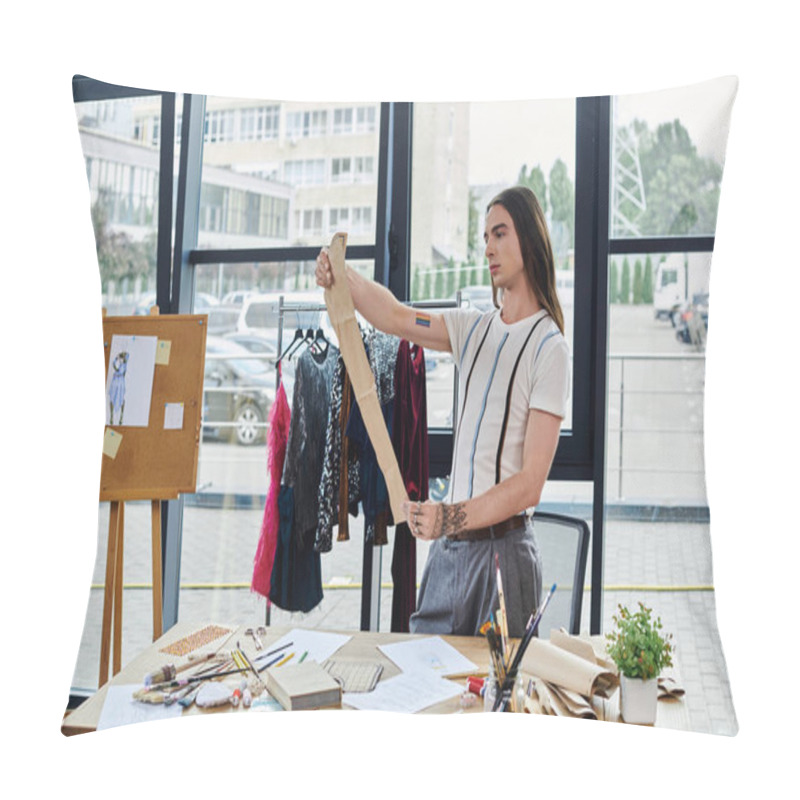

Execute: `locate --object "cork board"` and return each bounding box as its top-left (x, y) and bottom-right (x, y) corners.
top-left (99, 312), bottom-right (208, 501)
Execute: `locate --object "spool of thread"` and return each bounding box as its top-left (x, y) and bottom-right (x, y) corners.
top-left (466, 676), bottom-right (486, 696)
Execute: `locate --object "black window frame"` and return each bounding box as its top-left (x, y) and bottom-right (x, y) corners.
top-left (73, 79), bottom-right (717, 664)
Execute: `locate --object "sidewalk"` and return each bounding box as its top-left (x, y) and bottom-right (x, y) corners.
top-left (69, 502), bottom-right (737, 736)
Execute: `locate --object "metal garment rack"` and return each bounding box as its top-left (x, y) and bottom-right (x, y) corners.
top-left (269, 293), bottom-right (461, 631)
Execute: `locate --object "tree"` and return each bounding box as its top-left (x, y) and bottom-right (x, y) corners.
top-left (620, 257), bottom-right (631, 304)
top-left (458, 263), bottom-right (470, 292)
top-left (609, 259), bottom-right (620, 304)
top-left (423, 268), bottom-right (432, 300)
top-left (434, 266), bottom-right (445, 299)
top-left (441, 258), bottom-right (453, 297)
top-left (548, 158), bottom-right (575, 263)
top-left (517, 164), bottom-right (548, 213)
top-left (467, 189), bottom-right (480, 263)
top-left (91, 193), bottom-right (155, 290)
top-left (633, 259), bottom-right (644, 304)
top-left (472, 262), bottom-right (483, 287)
top-left (633, 119), bottom-right (723, 236)
top-left (643, 255), bottom-right (654, 304)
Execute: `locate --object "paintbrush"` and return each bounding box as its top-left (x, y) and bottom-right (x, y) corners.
top-left (492, 583), bottom-right (558, 711)
top-left (144, 653), bottom-right (217, 687)
top-left (145, 665), bottom-right (251, 692)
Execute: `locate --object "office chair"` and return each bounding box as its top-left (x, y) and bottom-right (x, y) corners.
top-left (531, 511), bottom-right (590, 637)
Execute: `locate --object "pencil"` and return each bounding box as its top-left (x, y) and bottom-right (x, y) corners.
top-left (274, 652), bottom-right (295, 668)
top-left (253, 641), bottom-right (293, 664)
top-left (495, 554), bottom-right (509, 654)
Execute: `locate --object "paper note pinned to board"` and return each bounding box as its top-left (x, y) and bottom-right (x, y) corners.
top-left (103, 428), bottom-right (122, 459)
top-left (155, 340), bottom-right (171, 365)
top-left (164, 402), bottom-right (184, 430)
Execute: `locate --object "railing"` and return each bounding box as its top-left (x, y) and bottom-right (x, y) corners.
top-left (198, 349), bottom-right (708, 508)
top-left (606, 353), bottom-right (706, 504)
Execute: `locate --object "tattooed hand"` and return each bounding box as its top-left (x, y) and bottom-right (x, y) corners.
top-left (438, 503), bottom-right (468, 537)
top-left (403, 500), bottom-right (468, 540)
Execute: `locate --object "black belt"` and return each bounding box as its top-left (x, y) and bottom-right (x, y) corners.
top-left (446, 514), bottom-right (527, 542)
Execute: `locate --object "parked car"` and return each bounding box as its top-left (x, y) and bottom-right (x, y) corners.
top-left (207, 304), bottom-right (242, 335)
top-left (203, 336), bottom-right (275, 446)
top-left (673, 293), bottom-right (709, 350)
top-left (223, 330), bottom-right (279, 362)
top-left (221, 290), bottom-right (254, 307)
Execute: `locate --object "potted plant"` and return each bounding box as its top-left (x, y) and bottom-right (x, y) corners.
top-left (606, 602), bottom-right (674, 725)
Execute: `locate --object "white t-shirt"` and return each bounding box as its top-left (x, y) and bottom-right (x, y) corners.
top-left (442, 307), bottom-right (570, 504)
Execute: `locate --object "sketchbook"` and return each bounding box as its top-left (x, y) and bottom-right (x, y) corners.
top-left (265, 660), bottom-right (343, 711)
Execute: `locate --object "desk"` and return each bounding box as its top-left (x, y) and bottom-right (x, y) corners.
top-left (62, 622), bottom-right (688, 735)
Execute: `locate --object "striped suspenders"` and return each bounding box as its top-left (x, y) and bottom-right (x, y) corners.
top-left (450, 314), bottom-right (547, 495)
top-left (494, 316), bottom-right (545, 483)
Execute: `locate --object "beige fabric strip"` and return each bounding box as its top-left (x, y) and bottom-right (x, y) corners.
top-left (324, 232), bottom-right (409, 524)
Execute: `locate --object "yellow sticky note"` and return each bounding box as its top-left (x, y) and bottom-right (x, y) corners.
top-left (156, 340), bottom-right (171, 365)
top-left (103, 428), bottom-right (123, 459)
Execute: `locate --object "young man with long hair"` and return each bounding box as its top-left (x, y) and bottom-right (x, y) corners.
top-left (315, 185), bottom-right (569, 637)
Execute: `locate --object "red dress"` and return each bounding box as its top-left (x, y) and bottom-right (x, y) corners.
top-left (390, 340), bottom-right (429, 632)
top-left (251, 377), bottom-right (291, 598)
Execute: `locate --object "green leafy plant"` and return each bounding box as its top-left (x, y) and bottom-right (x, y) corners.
top-left (606, 603), bottom-right (674, 680)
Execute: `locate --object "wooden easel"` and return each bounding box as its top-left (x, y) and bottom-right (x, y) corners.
top-left (98, 308), bottom-right (207, 687)
top-left (99, 495), bottom-right (172, 686)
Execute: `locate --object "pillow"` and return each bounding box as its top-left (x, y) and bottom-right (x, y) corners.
top-left (65, 75), bottom-right (738, 749)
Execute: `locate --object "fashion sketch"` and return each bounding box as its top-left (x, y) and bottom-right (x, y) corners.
top-left (108, 351), bottom-right (129, 425)
top-left (104, 334), bottom-right (158, 427)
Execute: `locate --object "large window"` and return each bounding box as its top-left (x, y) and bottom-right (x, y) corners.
top-left (69, 80), bottom-right (734, 724)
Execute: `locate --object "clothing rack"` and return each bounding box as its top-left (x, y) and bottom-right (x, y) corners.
top-left (268, 293), bottom-right (461, 631)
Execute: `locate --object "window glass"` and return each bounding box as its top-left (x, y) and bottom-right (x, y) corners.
top-left (410, 100), bottom-right (576, 431)
top-left (74, 95), bottom-right (163, 315)
top-left (192, 97), bottom-right (381, 250)
top-left (183, 259), bottom-right (374, 629)
top-left (611, 78), bottom-right (734, 238)
top-left (606, 250), bottom-right (710, 502)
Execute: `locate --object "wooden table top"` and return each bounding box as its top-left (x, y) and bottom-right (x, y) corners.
top-left (61, 621), bottom-right (688, 735)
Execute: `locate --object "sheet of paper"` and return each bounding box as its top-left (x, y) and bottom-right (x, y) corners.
top-left (102, 428), bottom-right (122, 459)
top-left (379, 636), bottom-right (478, 677)
top-left (155, 339), bottom-right (171, 365)
top-left (343, 670), bottom-right (462, 714)
top-left (96, 684), bottom-right (183, 730)
top-left (254, 628), bottom-right (351, 667)
top-left (163, 402), bottom-right (184, 430)
top-left (105, 334), bottom-right (158, 427)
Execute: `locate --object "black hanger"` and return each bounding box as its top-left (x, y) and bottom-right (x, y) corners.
top-left (311, 326), bottom-right (329, 357)
top-left (277, 328), bottom-right (304, 363)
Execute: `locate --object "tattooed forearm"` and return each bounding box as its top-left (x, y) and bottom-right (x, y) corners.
top-left (438, 502), bottom-right (468, 537)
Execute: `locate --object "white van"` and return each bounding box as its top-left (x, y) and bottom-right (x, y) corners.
top-left (238, 290), bottom-right (325, 334)
top-left (653, 254), bottom-right (685, 319)
top-left (237, 290), bottom-right (338, 358)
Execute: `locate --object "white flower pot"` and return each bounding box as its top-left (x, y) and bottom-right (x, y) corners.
top-left (620, 674), bottom-right (658, 725)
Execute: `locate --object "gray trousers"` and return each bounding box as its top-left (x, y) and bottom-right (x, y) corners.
top-left (409, 520), bottom-right (542, 638)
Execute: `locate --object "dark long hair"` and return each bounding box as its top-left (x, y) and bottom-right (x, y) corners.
top-left (487, 185), bottom-right (564, 334)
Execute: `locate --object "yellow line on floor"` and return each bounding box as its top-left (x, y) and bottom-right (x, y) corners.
top-left (90, 582), bottom-right (716, 592)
